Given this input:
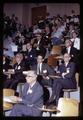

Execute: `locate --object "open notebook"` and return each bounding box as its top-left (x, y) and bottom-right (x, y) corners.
top-left (3, 96), bottom-right (16, 103)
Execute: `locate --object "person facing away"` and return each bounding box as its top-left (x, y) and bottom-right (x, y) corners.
top-left (9, 70), bottom-right (43, 116)
top-left (47, 53), bottom-right (77, 106)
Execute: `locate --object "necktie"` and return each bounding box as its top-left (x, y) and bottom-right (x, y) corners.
top-left (37, 64), bottom-right (41, 74)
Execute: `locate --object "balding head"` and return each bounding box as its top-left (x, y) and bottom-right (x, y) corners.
top-left (65, 39), bottom-right (72, 47)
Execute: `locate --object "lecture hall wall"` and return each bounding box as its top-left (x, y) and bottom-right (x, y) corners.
top-left (4, 3), bottom-right (80, 27)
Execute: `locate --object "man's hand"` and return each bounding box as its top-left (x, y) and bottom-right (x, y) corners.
top-left (43, 76), bottom-right (50, 80)
top-left (62, 72), bottom-right (67, 78)
top-left (10, 96), bottom-right (22, 102)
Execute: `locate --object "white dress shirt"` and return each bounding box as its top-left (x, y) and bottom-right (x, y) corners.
top-left (37, 63), bottom-right (42, 75)
top-left (71, 37), bottom-right (80, 50)
top-left (27, 81), bottom-right (36, 94)
top-left (66, 46), bottom-right (71, 54)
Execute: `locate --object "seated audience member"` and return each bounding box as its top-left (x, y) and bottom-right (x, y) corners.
top-left (9, 70), bottom-right (43, 116)
top-left (61, 38), bottom-right (79, 64)
top-left (51, 23), bottom-right (64, 45)
top-left (42, 25), bottom-right (52, 46)
top-left (71, 31), bottom-right (80, 51)
top-left (31, 55), bottom-right (55, 87)
top-left (3, 55), bottom-right (12, 81)
top-left (4, 53), bottom-right (28, 90)
top-left (66, 23), bottom-right (75, 38)
top-left (15, 32), bottom-right (25, 52)
top-left (25, 42), bottom-right (37, 67)
top-left (3, 55), bottom-right (12, 71)
top-left (32, 32), bottom-right (46, 58)
top-left (48, 53), bottom-right (77, 106)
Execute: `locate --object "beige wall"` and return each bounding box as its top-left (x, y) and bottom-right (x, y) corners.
top-left (4, 3), bottom-right (23, 24)
top-left (46, 3), bottom-right (80, 17)
top-left (4, 3), bottom-right (80, 26)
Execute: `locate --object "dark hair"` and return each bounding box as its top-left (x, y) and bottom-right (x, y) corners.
top-left (37, 54), bottom-right (44, 59)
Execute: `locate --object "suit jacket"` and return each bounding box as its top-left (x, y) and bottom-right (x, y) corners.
top-left (33, 39), bottom-right (46, 57)
top-left (20, 81), bottom-right (43, 116)
top-left (25, 48), bottom-right (37, 66)
top-left (58, 62), bottom-right (76, 88)
top-left (31, 63), bottom-right (55, 79)
top-left (13, 60), bottom-right (26, 82)
top-left (61, 46), bottom-right (79, 63)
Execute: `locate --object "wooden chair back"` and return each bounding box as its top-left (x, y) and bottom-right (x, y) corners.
top-left (47, 55), bottom-right (57, 67)
top-left (56, 97), bottom-right (79, 116)
top-left (3, 89), bottom-right (15, 111)
top-left (3, 89), bottom-right (15, 96)
top-left (51, 45), bottom-right (62, 55)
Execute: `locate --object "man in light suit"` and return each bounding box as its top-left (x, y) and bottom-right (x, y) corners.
top-left (48, 53), bottom-right (77, 106)
top-left (31, 55), bottom-right (55, 87)
top-left (9, 70), bottom-right (43, 116)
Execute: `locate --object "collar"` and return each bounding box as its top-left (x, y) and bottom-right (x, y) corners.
top-left (64, 62), bottom-right (69, 67)
top-left (28, 48), bottom-right (32, 52)
top-left (30, 81), bottom-right (36, 88)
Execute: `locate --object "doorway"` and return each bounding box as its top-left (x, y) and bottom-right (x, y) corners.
top-left (31, 5), bottom-right (47, 25)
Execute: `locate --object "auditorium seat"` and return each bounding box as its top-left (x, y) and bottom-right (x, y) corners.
top-left (3, 89), bottom-right (15, 116)
top-left (63, 73), bottom-right (79, 98)
top-left (51, 45), bottom-right (62, 55)
top-left (55, 97), bottom-right (79, 116)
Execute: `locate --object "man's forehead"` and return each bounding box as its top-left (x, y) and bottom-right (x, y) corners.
top-left (27, 71), bottom-right (35, 75)
top-left (38, 56), bottom-right (42, 59)
top-left (64, 54), bottom-right (69, 57)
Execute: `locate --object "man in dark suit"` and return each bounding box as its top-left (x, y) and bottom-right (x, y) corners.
top-left (25, 42), bottom-right (37, 67)
top-left (9, 70), bottom-right (43, 116)
top-left (32, 33), bottom-right (46, 58)
top-left (3, 55), bottom-right (12, 81)
top-left (4, 53), bottom-right (29, 90)
top-left (61, 39), bottom-right (79, 72)
top-left (61, 39), bottom-right (79, 63)
top-left (31, 55), bottom-right (55, 87)
top-left (48, 53), bottom-right (77, 106)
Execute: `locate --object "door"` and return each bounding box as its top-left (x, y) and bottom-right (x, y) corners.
top-left (31, 5), bottom-right (47, 25)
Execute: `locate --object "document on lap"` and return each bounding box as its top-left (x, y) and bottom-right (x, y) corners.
top-left (3, 96), bottom-right (22, 103)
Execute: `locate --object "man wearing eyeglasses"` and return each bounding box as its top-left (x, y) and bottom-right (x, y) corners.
top-left (47, 53), bottom-right (77, 106)
top-left (9, 70), bottom-right (43, 116)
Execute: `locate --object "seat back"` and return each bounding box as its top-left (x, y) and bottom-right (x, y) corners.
top-left (47, 55), bottom-right (57, 67)
top-left (56, 97), bottom-right (79, 116)
top-left (3, 89), bottom-right (15, 111)
top-left (51, 45), bottom-right (62, 55)
top-left (3, 89), bottom-right (15, 96)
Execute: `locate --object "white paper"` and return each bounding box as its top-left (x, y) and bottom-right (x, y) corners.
top-left (11, 45), bottom-right (18, 52)
top-left (22, 45), bottom-right (27, 51)
top-left (3, 96), bottom-right (14, 103)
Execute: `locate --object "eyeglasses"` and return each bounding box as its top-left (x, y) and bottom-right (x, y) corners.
top-left (26, 75), bottom-right (34, 78)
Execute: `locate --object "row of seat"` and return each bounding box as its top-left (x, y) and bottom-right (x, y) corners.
top-left (3, 88), bottom-right (79, 116)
